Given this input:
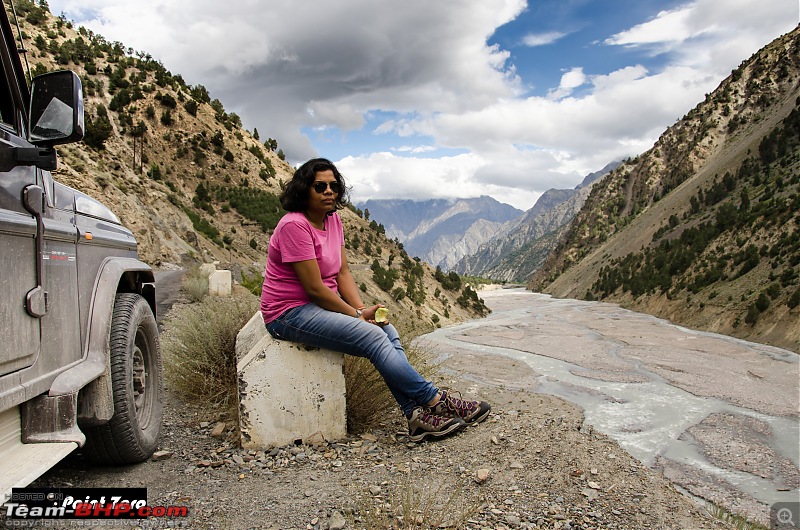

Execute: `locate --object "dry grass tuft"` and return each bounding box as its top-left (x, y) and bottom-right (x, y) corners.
top-left (344, 340), bottom-right (440, 433)
top-left (181, 266), bottom-right (210, 302)
top-left (164, 283), bottom-right (442, 434)
top-left (162, 292), bottom-right (258, 412)
top-left (706, 503), bottom-right (769, 530)
top-left (348, 471), bottom-right (480, 529)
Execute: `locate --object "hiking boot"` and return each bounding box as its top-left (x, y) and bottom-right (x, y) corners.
top-left (407, 407), bottom-right (465, 442)
top-left (431, 390), bottom-right (491, 425)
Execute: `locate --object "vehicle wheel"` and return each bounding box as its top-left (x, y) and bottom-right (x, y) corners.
top-left (83, 293), bottom-right (163, 464)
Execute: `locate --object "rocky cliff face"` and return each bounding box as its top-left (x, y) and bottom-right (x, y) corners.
top-left (358, 198), bottom-right (454, 242)
top-left (455, 187), bottom-right (589, 282)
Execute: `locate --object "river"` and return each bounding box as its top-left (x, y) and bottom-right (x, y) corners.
top-left (418, 288), bottom-right (799, 516)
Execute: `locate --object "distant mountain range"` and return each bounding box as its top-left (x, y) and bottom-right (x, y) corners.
top-left (455, 162), bottom-right (620, 282)
top-left (357, 196), bottom-right (522, 270)
top-left (359, 162), bottom-right (619, 280)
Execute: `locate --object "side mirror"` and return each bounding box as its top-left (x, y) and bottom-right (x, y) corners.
top-left (28, 70), bottom-right (85, 146)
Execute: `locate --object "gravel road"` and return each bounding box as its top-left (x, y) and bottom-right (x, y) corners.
top-left (154, 269), bottom-right (185, 328)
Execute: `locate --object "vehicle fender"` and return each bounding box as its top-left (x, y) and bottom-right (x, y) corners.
top-left (49, 257), bottom-right (155, 425)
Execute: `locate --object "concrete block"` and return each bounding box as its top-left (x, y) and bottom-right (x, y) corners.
top-left (236, 312), bottom-right (347, 450)
top-left (236, 312), bottom-right (268, 360)
top-left (199, 263), bottom-right (216, 277)
top-left (208, 270), bottom-right (231, 296)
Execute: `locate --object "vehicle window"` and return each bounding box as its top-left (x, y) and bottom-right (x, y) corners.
top-left (0, 58), bottom-right (13, 127)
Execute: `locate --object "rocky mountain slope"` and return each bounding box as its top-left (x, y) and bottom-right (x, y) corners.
top-left (455, 162), bottom-right (619, 283)
top-left (358, 196), bottom-right (522, 270)
top-left (6, 0), bottom-right (487, 333)
top-left (530, 26), bottom-right (800, 352)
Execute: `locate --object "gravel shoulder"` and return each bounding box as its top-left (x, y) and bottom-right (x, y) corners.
top-left (24, 355), bottom-right (732, 530)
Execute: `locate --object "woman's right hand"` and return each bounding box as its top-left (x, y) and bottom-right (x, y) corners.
top-left (362, 304), bottom-right (388, 326)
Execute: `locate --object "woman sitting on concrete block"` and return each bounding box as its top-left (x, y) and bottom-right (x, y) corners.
top-left (259, 158), bottom-right (490, 442)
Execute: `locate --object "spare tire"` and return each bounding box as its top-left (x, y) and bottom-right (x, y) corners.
top-left (83, 292), bottom-right (163, 464)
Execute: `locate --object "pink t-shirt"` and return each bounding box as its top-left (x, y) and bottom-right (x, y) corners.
top-left (260, 211), bottom-right (344, 324)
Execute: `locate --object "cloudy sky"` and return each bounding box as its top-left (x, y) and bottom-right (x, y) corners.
top-left (49, 0), bottom-right (798, 210)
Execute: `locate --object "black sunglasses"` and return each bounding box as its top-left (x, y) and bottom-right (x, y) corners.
top-left (312, 181), bottom-right (342, 194)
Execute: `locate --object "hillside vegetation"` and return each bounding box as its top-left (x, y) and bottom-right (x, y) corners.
top-left (531, 26), bottom-right (800, 352)
top-left (6, 0), bottom-right (488, 335)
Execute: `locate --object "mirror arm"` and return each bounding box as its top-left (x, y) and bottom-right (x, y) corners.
top-left (14, 146), bottom-right (57, 171)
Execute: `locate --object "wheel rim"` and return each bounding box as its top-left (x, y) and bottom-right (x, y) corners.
top-left (133, 327), bottom-right (150, 427)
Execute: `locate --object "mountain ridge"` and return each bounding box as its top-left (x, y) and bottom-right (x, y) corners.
top-left (530, 26), bottom-right (800, 352)
top-left (9, 1), bottom-right (798, 351)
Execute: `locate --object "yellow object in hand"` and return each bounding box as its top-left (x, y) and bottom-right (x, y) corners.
top-left (375, 307), bottom-right (389, 323)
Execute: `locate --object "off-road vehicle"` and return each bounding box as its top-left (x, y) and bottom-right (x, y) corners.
top-left (0, 2), bottom-right (162, 501)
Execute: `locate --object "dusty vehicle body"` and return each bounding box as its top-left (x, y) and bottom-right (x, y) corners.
top-left (0, 2), bottom-right (162, 502)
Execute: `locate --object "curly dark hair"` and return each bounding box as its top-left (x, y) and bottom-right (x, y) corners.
top-left (280, 158), bottom-right (350, 213)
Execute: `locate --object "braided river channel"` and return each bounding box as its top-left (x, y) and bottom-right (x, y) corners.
top-left (418, 288), bottom-right (799, 519)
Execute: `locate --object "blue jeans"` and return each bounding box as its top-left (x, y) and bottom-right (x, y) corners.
top-left (265, 303), bottom-right (438, 417)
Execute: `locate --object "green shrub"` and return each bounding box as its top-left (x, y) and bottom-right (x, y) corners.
top-left (744, 304), bottom-right (759, 325)
top-left (755, 292), bottom-right (770, 312)
top-left (788, 288), bottom-right (800, 309)
top-left (435, 266), bottom-right (462, 291)
top-left (159, 93), bottom-right (177, 109)
top-left (147, 163), bottom-right (162, 180)
top-left (183, 206), bottom-right (219, 241)
top-left (183, 99), bottom-right (198, 116)
top-left (160, 109), bottom-right (173, 126)
top-left (371, 260), bottom-right (398, 292)
top-left (25, 7), bottom-right (47, 26)
top-left (766, 283), bottom-right (781, 300)
top-left (240, 269), bottom-right (263, 297)
top-left (457, 286), bottom-right (488, 314)
top-left (213, 186), bottom-right (282, 232)
top-left (108, 88), bottom-right (132, 111)
top-left (83, 105), bottom-right (112, 150)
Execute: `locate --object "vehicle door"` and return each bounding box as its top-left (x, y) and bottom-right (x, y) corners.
top-left (0, 18), bottom-right (80, 394)
top-left (0, 34), bottom-right (40, 381)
